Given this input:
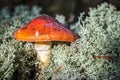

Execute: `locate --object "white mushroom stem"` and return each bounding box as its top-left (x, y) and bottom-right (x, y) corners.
top-left (35, 42), bottom-right (52, 68)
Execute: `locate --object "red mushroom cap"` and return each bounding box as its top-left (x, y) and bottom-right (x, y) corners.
top-left (14, 15), bottom-right (79, 42)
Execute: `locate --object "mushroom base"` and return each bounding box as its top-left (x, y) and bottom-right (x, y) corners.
top-left (35, 42), bottom-right (52, 68)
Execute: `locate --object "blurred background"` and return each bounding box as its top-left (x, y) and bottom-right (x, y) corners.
top-left (0, 0), bottom-right (120, 23)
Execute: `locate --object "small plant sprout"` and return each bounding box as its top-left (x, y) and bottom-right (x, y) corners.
top-left (14, 15), bottom-right (79, 68)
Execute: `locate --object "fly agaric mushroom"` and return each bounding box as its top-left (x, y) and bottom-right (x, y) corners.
top-left (14, 15), bottom-right (79, 68)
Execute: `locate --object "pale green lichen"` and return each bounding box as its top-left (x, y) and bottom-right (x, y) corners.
top-left (0, 5), bottom-right (41, 80)
top-left (55, 14), bottom-right (66, 25)
top-left (74, 3), bottom-right (120, 79)
top-left (72, 2), bottom-right (120, 80)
